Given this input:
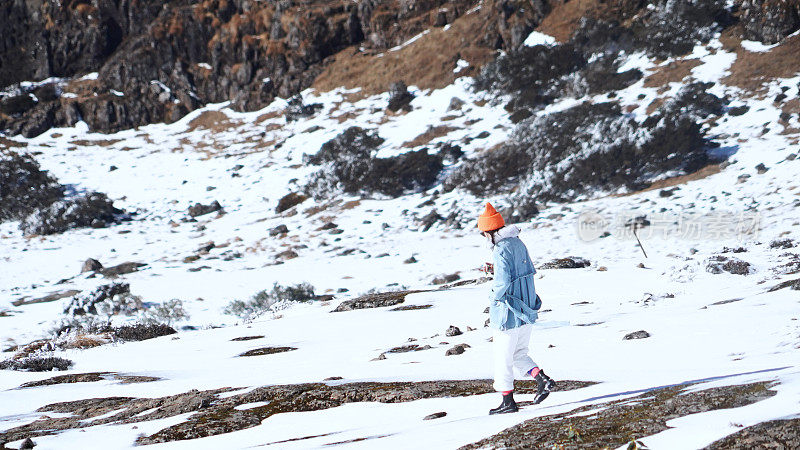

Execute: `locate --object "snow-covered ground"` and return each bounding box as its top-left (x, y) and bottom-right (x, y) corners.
top-left (1, 33), bottom-right (799, 449)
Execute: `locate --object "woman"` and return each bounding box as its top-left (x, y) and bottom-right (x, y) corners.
top-left (478, 202), bottom-right (555, 415)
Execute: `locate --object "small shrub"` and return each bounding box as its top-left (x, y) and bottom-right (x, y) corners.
top-left (142, 299), bottom-right (189, 326)
top-left (304, 127), bottom-right (443, 198)
top-left (0, 150), bottom-right (64, 222)
top-left (446, 84), bottom-right (723, 202)
top-left (224, 282), bottom-right (317, 320)
top-left (64, 283), bottom-right (132, 317)
top-left (0, 356), bottom-right (73, 372)
top-left (111, 323), bottom-right (176, 341)
top-left (20, 191), bottom-right (124, 235)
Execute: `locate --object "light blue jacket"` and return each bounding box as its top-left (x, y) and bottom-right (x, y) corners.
top-left (489, 226), bottom-right (541, 330)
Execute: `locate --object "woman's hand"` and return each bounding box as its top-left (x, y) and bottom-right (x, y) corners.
top-left (482, 262), bottom-right (494, 275)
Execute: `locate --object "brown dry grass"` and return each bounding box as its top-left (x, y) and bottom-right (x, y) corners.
top-left (722, 30), bottom-right (800, 94)
top-left (64, 334), bottom-right (109, 350)
top-left (186, 110), bottom-right (241, 133)
top-left (643, 59), bottom-right (702, 88)
top-left (646, 97), bottom-right (668, 115)
top-left (639, 164), bottom-right (722, 193)
top-left (0, 136), bottom-right (26, 148)
top-left (312, 10), bottom-right (493, 96)
top-left (536, 0), bottom-right (603, 42)
top-left (401, 125), bottom-right (459, 148)
top-left (69, 139), bottom-right (122, 147)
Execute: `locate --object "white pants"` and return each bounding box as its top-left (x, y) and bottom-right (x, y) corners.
top-left (493, 324), bottom-right (537, 392)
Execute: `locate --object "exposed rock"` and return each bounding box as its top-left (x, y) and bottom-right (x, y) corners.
top-left (387, 81), bottom-right (415, 112)
top-left (540, 257), bottom-right (591, 269)
top-left (1, 378), bottom-right (594, 444)
top-left (755, 163), bottom-right (769, 174)
top-left (386, 344), bottom-right (432, 353)
top-left (445, 343), bottom-right (470, 355)
top-left (424, 412), bottom-right (447, 420)
top-left (448, 97), bottom-right (465, 111)
top-left (391, 304), bottom-right (433, 311)
top-left (81, 258), bottom-right (103, 273)
top-left (404, 256), bottom-right (418, 264)
top-left (705, 417), bottom-right (800, 448)
top-left (284, 95), bottom-right (323, 122)
top-left (332, 290), bottom-right (427, 312)
top-left (461, 381), bottom-right (775, 449)
top-left (420, 209), bottom-right (444, 232)
top-left (275, 250), bottom-right (299, 261)
top-left (432, 273), bottom-right (460, 285)
top-left (738, 0), bottom-right (800, 44)
top-left (623, 330), bottom-right (651, 340)
top-left (11, 290), bottom-right (81, 307)
top-left (230, 336), bottom-right (264, 342)
top-left (187, 201), bottom-right (222, 217)
top-left (238, 347), bottom-right (297, 357)
top-left (20, 438), bottom-right (35, 449)
top-left (445, 326), bottom-right (463, 337)
top-left (269, 225), bottom-right (289, 236)
top-left (101, 262), bottom-right (147, 277)
top-left (768, 278), bottom-right (800, 292)
top-left (275, 193), bottom-right (307, 213)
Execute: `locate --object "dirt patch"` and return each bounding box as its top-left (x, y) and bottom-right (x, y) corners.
top-left (69, 139), bottom-right (123, 147)
top-left (536, 0), bottom-right (603, 43)
top-left (704, 417), bottom-right (800, 448)
top-left (461, 381), bottom-right (776, 449)
top-left (401, 125), bottom-right (459, 148)
top-left (722, 30), bottom-right (800, 94)
top-left (628, 164), bottom-right (722, 194)
top-left (186, 110), bottom-right (240, 133)
top-left (312, 10), bottom-right (492, 96)
top-left (644, 59), bottom-right (702, 88)
top-left (238, 347), bottom-right (297, 357)
top-left (0, 136), bottom-right (25, 148)
top-left (332, 290), bottom-right (430, 312)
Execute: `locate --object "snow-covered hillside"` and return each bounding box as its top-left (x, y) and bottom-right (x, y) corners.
top-left (2, 20), bottom-right (800, 450)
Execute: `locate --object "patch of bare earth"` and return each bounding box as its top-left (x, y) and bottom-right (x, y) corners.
top-left (721, 28), bottom-right (800, 94)
top-left (312, 10), bottom-right (492, 97)
top-left (402, 125), bottom-right (459, 148)
top-left (461, 381), bottom-right (776, 449)
top-left (643, 59), bottom-right (702, 88)
top-left (637, 164), bottom-right (723, 193)
top-left (536, 0), bottom-right (603, 42)
top-left (186, 110), bottom-right (241, 133)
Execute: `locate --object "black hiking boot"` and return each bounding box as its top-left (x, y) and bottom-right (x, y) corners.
top-left (533, 370), bottom-right (556, 404)
top-left (489, 391), bottom-right (518, 415)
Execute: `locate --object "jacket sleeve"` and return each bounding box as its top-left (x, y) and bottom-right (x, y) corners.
top-left (490, 246), bottom-right (513, 302)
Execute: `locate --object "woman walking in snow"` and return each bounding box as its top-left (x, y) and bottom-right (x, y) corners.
top-left (478, 203), bottom-right (555, 415)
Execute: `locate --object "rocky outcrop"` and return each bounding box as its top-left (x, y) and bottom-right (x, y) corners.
top-left (738, 0), bottom-right (800, 44)
top-left (0, 0), bottom-right (497, 137)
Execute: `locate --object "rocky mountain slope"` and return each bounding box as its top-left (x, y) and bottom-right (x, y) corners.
top-left (2, 0), bottom-right (800, 449)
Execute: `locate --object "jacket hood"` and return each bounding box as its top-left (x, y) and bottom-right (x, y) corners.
top-left (490, 225), bottom-right (520, 248)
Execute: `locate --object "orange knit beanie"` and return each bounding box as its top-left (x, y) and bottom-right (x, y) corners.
top-left (477, 202), bottom-right (505, 232)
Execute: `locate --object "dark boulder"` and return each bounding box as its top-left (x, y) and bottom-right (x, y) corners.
top-left (188, 201), bottom-right (222, 217)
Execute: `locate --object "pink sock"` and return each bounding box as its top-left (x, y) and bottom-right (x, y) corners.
top-left (501, 390), bottom-right (513, 396)
top-left (528, 367), bottom-right (540, 378)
